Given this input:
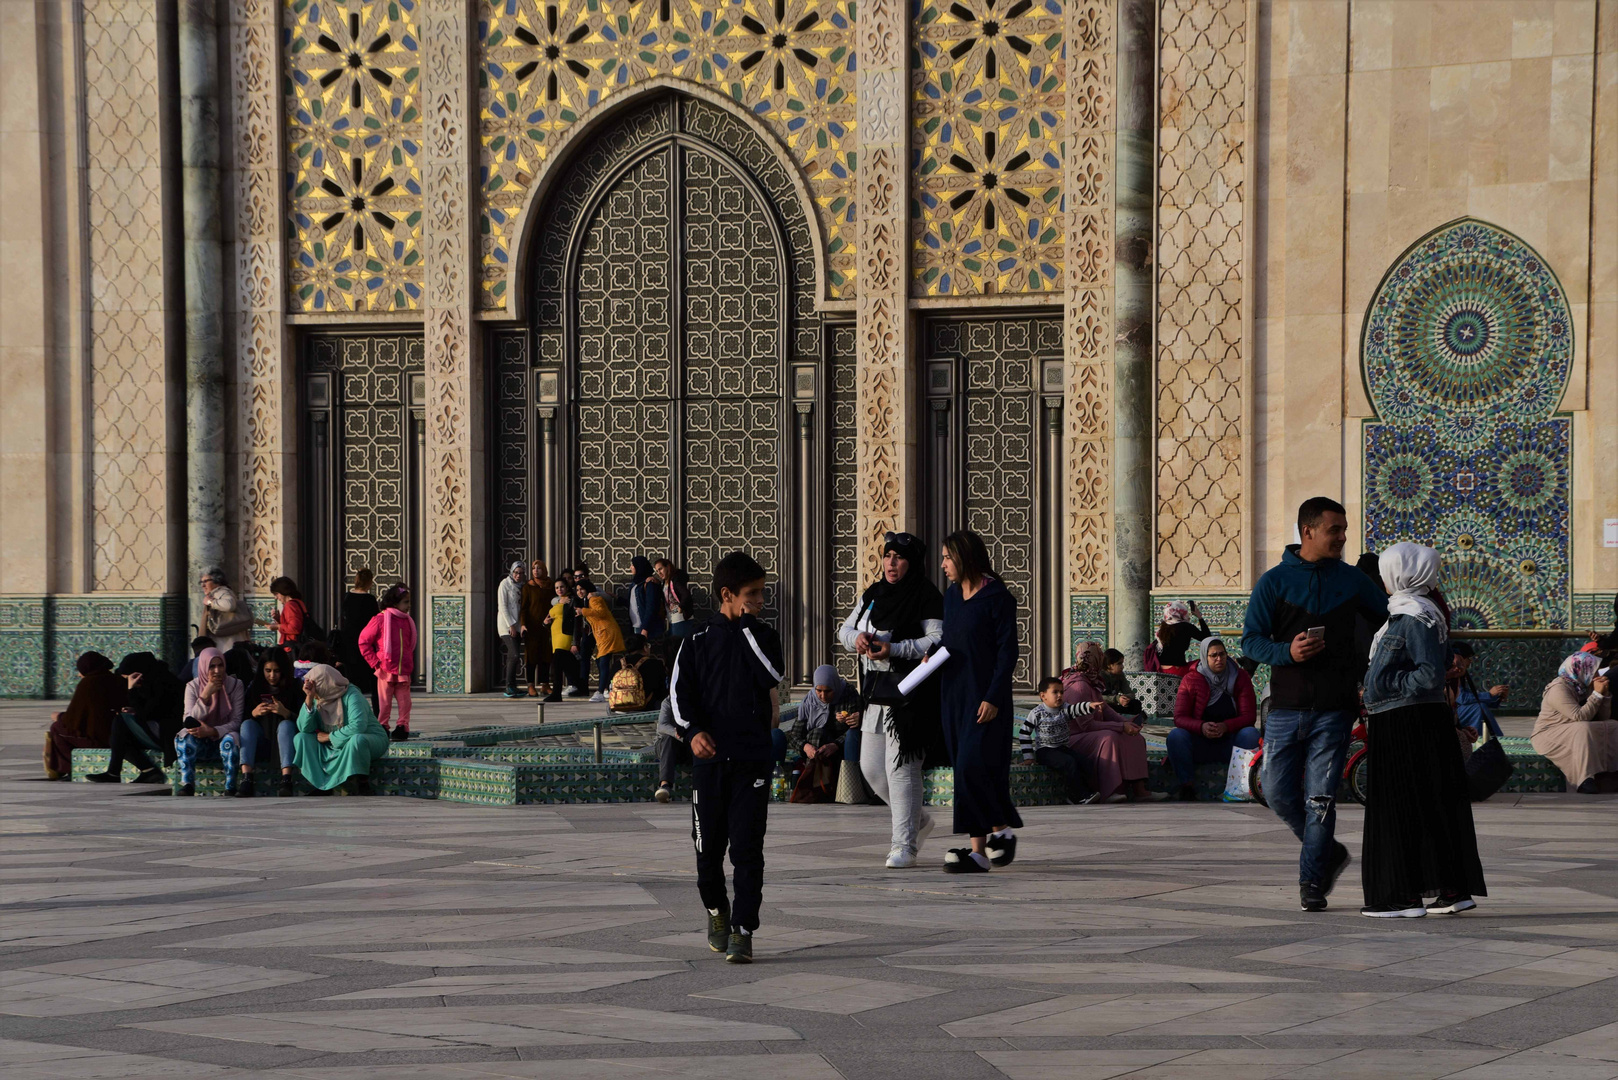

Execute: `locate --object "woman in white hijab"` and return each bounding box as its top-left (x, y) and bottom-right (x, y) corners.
top-left (291, 664), bottom-right (390, 794)
top-left (1358, 542), bottom-right (1485, 919)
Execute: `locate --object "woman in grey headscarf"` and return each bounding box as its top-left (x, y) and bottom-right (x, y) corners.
top-left (787, 665), bottom-right (860, 769)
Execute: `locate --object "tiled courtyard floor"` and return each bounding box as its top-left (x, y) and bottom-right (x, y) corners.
top-left (3, 698), bottom-right (1616, 1079)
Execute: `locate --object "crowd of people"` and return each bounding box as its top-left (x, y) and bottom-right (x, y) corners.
top-left (43, 567), bottom-right (418, 796)
top-left (39, 497), bottom-right (1618, 941)
top-left (497, 557), bottom-right (689, 706)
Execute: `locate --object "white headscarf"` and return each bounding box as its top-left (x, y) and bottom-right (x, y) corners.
top-left (1370, 542), bottom-right (1447, 657)
top-left (302, 664), bottom-right (351, 732)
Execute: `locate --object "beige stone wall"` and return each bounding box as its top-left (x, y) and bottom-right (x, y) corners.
top-left (0, 0), bottom-right (52, 594)
top-left (1251, 0), bottom-right (1612, 592)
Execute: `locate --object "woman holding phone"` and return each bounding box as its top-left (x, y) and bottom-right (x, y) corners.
top-left (246, 648), bottom-right (305, 796)
top-left (174, 647), bottom-right (249, 797)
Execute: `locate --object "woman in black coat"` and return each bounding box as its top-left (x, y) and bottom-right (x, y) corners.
top-left (338, 568), bottom-right (380, 711)
top-left (936, 529), bottom-right (1022, 873)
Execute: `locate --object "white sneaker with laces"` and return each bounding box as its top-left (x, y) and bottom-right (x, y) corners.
top-left (885, 846), bottom-right (916, 869)
top-left (589, 692), bottom-right (607, 703)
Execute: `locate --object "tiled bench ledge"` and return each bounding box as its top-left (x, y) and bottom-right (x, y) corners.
top-left (71, 733), bottom-right (1565, 804)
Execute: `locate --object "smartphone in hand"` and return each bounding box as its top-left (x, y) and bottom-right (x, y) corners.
top-left (1306, 626), bottom-right (1326, 640)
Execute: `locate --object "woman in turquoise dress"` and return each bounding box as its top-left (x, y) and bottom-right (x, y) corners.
top-left (293, 664), bottom-right (389, 795)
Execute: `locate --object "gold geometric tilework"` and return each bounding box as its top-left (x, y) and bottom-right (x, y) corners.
top-left (84, 0), bottom-right (170, 591)
top-left (479, 0), bottom-right (856, 307)
top-left (911, 0), bottom-right (1064, 296)
top-left (285, 0), bottom-right (424, 313)
top-left (1154, 0), bottom-right (1245, 589)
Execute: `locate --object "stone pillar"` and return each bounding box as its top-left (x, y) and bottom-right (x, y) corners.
top-left (180, 0), bottom-right (225, 634)
top-left (420, 0), bottom-right (482, 692)
top-left (1062, 0), bottom-right (1118, 653)
top-left (855, 0), bottom-right (910, 580)
top-left (1111, 0), bottom-right (1154, 664)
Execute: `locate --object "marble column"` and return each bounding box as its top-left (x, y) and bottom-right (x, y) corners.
top-left (1111, 0), bottom-right (1155, 664)
top-left (855, 0), bottom-right (911, 580)
top-left (180, 0), bottom-right (225, 634)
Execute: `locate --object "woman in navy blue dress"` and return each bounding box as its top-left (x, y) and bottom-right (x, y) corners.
top-left (936, 529), bottom-right (1023, 873)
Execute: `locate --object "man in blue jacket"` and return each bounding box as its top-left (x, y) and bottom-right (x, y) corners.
top-left (1243, 497), bottom-right (1388, 913)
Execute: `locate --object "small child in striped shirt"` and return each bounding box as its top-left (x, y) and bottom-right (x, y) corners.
top-left (1019, 678), bottom-right (1102, 805)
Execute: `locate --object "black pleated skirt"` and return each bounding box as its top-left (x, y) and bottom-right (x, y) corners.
top-left (1361, 702), bottom-right (1487, 905)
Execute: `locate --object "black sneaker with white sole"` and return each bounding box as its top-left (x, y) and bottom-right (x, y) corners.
top-left (986, 832), bottom-right (1017, 867)
top-left (943, 848), bottom-right (989, 874)
top-left (1361, 900), bottom-right (1427, 918)
top-left (725, 931), bottom-right (753, 964)
top-left (1426, 892), bottom-right (1476, 914)
top-left (1300, 882), bottom-right (1328, 911)
top-left (706, 907), bottom-right (731, 952)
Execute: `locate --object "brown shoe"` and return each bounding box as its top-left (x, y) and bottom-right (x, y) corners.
top-left (527, 685), bottom-right (538, 697)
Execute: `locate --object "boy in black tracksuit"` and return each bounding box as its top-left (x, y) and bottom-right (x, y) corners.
top-left (668, 551), bottom-right (784, 964)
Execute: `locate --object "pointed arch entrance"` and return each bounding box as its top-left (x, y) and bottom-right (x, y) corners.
top-left (489, 92), bottom-right (845, 679)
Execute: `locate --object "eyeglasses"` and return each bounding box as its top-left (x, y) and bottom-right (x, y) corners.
top-left (884, 532), bottom-right (919, 548)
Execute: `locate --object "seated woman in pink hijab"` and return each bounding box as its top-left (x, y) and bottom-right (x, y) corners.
top-left (1060, 642), bottom-right (1166, 802)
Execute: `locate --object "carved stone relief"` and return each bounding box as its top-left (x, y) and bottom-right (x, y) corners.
top-left (1155, 0), bottom-right (1245, 589)
top-left (855, 0), bottom-right (909, 581)
top-left (84, 0), bottom-right (169, 592)
top-left (1064, 0), bottom-right (1115, 591)
top-left (233, 0), bottom-right (289, 593)
top-left (420, 0), bottom-right (476, 600)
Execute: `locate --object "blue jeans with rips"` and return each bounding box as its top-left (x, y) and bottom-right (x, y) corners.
top-left (1260, 708), bottom-right (1352, 885)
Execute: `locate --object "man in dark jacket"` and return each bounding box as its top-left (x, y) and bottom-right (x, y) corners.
top-left (669, 551), bottom-right (784, 965)
top-left (1243, 497), bottom-right (1388, 913)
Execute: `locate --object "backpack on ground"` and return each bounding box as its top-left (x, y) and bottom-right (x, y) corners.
top-left (608, 657), bottom-right (648, 712)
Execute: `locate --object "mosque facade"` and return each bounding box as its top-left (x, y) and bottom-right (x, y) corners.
top-left (1, 0), bottom-right (1613, 695)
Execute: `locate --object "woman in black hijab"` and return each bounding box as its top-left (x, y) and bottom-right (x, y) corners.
top-left (838, 532), bottom-right (945, 869)
top-left (85, 652), bottom-right (183, 784)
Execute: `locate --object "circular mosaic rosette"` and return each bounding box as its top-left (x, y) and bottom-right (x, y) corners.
top-left (1432, 509), bottom-right (1498, 560)
top-left (1362, 219), bottom-right (1573, 422)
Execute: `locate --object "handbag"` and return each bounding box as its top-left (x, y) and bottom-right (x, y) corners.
top-left (1464, 737), bottom-right (1514, 802)
top-left (835, 758), bottom-right (866, 804)
top-left (210, 612), bottom-right (255, 639)
top-left (790, 756), bottom-right (838, 803)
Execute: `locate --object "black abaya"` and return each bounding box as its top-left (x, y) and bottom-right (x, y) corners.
top-left (938, 577), bottom-right (1023, 837)
top-left (1361, 702), bottom-right (1487, 905)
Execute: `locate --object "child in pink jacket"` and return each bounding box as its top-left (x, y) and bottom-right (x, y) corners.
top-left (359, 584), bottom-right (417, 740)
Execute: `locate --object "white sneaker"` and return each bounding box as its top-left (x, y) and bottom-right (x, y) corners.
top-left (566, 686), bottom-right (588, 698)
top-left (654, 784), bottom-right (672, 803)
top-left (885, 846), bottom-right (917, 869)
top-left (916, 812), bottom-right (936, 849)
top-left (589, 692), bottom-right (607, 703)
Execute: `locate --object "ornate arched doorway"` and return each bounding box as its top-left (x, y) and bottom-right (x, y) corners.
top-left (1361, 218), bottom-right (1574, 629)
top-left (489, 93), bottom-right (845, 679)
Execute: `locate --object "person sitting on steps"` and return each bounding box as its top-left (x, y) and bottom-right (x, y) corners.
top-left (1168, 636), bottom-right (1260, 801)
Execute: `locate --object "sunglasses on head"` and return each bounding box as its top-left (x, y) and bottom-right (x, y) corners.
top-left (884, 532), bottom-right (918, 548)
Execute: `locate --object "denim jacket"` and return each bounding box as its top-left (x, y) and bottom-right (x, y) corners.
top-left (1362, 613), bottom-right (1448, 714)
